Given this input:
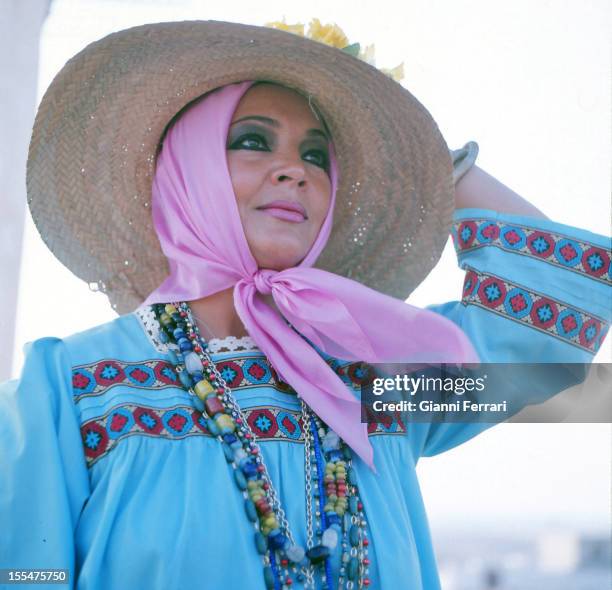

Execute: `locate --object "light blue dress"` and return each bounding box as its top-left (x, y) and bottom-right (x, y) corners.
top-left (1, 208), bottom-right (610, 590)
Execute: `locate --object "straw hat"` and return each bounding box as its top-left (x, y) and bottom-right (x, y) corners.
top-left (26, 19), bottom-right (455, 315)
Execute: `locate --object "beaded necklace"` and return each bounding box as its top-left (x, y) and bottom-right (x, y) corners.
top-left (152, 301), bottom-right (372, 589)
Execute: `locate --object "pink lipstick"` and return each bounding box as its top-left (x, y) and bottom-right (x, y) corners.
top-left (257, 200), bottom-right (307, 223)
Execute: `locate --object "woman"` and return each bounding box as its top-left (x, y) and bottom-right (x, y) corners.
top-left (1, 19), bottom-right (610, 590)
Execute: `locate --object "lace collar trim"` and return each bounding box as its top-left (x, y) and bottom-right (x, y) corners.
top-left (133, 305), bottom-right (261, 354)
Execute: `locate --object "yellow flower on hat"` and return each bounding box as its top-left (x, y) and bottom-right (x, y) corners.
top-left (263, 18), bottom-right (305, 37)
top-left (264, 17), bottom-right (405, 83)
top-left (380, 63), bottom-right (405, 83)
top-left (358, 43), bottom-right (376, 66)
top-left (307, 17), bottom-right (350, 49)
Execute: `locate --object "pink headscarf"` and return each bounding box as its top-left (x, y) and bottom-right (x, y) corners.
top-left (143, 80), bottom-right (479, 472)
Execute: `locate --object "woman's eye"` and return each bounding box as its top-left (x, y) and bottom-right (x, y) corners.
top-left (304, 150), bottom-right (329, 170)
top-left (230, 133), bottom-right (328, 171)
top-left (231, 133), bottom-right (268, 150)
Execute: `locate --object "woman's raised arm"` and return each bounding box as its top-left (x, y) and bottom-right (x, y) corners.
top-left (455, 164), bottom-right (549, 220)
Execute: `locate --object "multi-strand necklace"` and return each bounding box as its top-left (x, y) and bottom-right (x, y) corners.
top-left (152, 301), bottom-right (372, 589)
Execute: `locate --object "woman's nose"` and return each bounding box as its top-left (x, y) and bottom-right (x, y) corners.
top-left (270, 160), bottom-right (307, 187)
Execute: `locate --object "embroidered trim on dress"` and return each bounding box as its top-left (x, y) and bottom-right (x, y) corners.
top-left (76, 306), bottom-right (385, 467)
top-left (461, 266), bottom-right (609, 353)
top-left (452, 218), bottom-right (612, 285)
top-left (72, 359), bottom-right (179, 402)
top-left (80, 402), bottom-right (407, 468)
top-left (71, 355), bottom-right (374, 402)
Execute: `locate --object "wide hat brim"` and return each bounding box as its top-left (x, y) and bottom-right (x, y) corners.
top-left (27, 20), bottom-right (454, 314)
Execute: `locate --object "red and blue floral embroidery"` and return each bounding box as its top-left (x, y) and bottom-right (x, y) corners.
top-left (72, 359), bottom-right (178, 401)
top-left (462, 267), bottom-right (609, 353)
top-left (72, 355), bottom-right (372, 403)
top-left (80, 402), bottom-right (406, 468)
top-left (453, 218), bottom-right (611, 284)
top-left (73, 351), bottom-right (398, 467)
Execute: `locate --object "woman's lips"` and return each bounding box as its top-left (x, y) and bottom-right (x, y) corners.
top-left (260, 208), bottom-right (306, 223)
top-left (257, 200), bottom-right (307, 223)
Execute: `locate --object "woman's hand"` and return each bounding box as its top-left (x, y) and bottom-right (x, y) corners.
top-left (455, 164), bottom-right (549, 219)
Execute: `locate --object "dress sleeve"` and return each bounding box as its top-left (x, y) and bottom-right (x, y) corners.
top-left (415, 207), bottom-right (611, 458)
top-left (0, 337), bottom-right (90, 586)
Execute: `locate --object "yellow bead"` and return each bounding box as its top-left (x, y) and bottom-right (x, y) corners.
top-left (263, 515), bottom-right (278, 529)
top-left (194, 379), bottom-right (215, 401)
top-left (214, 413), bottom-right (236, 433)
top-left (164, 304), bottom-right (177, 315)
top-left (247, 480), bottom-right (263, 490)
top-left (160, 312), bottom-right (172, 326)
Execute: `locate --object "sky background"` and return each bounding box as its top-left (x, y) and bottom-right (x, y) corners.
top-left (9, 0), bottom-right (611, 537)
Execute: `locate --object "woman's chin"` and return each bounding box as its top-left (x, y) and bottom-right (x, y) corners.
top-left (252, 244), bottom-right (308, 271)
top-left (247, 227), bottom-right (316, 270)
top-left (256, 256), bottom-right (303, 271)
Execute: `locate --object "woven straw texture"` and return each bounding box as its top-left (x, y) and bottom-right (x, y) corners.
top-left (26, 20), bottom-right (454, 314)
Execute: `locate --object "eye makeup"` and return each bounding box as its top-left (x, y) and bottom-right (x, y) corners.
top-left (231, 115), bottom-right (330, 142)
top-left (227, 122), bottom-right (330, 171)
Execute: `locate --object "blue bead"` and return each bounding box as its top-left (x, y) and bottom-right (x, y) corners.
top-left (230, 440), bottom-right (243, 451)
top-left (206, 418), bottom-right (220, 437)
top-left (222, 443), bottom-right (234, 462)
top-left (326, 512), bottom-right (341, 526)
top-left (191, 371), bottom-right (204, 382)
top-left (173, 328), bottom-right (185, 340)
top-left (234, 468), bottom-right (247, 491)
top-left (347, 556), bottom-right (359, 581)
top-left (170, 312), bottom-right (181, 323)
top-left (254, 532), bottom-right (267, 555)
top-left (241, 460), bottom-right (259, 478)
top-left (178, 371), bottom-right (192, 388)
top-left (192, 396), bottom-right (205, 412)
top-left (349, 524), bottom-right (359, 547)
top-left (306, 545), bottom-right (330, 564)
top-left (329, 449), bottom-right (342, 462)
top-left (179, 340), bottom-right (192, 352)
top-left (349, 496), bottom-right (358, 515)
top-left (263, 566), bottom-right (275, 590)
top-left (348, 467), bottom-right (357, 486)
top-left (268, 529), bottom-right (288, 551)
top-left (223, 434), bottom-right (238, 445)
top-left (244, 499), bottom-right (257, 522)
top-left (167, 349), bottom-right (180, 366)
top-left (343, 512), bottom-right (352, 530)
top-left (158, 330), bottom-right (169, 343)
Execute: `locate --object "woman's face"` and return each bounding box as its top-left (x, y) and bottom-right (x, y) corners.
top-left (226, 83), bottom-right (333, 270)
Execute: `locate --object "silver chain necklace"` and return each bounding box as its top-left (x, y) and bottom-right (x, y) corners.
top-left (161, 301), bottom-right (370, 589)
top-left (183, 302), bottom-right (318, 588)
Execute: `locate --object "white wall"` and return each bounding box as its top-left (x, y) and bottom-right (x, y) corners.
top-left (0, 0), bottom-right (51, 381)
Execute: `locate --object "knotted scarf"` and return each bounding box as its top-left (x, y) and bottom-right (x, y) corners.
top-left (143, 80), bottom-right (479, 472)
